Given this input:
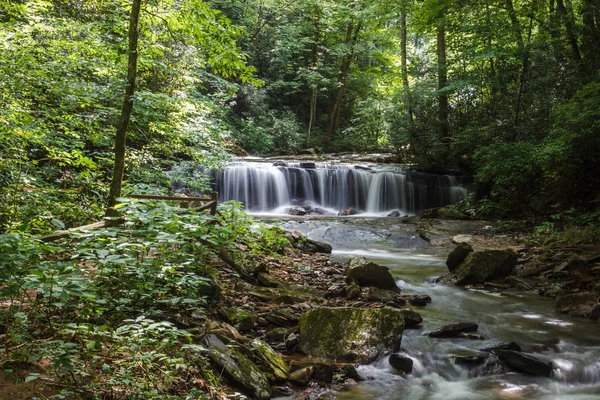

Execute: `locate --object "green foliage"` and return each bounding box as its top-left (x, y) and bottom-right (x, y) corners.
top-left (0, 200), bottom-right (287, 397)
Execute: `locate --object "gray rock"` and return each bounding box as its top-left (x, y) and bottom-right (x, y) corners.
top-left (429, 322), bottom-right (478, 338)
top-left (299, 307), bottom-right (405, 363)
top-left (401, 309), bottom-right (423, 328)
top-left (446, 243), bottom-right (474, 272)
top-left (297, 237), bottom-right (333, 254)
top-left (498, 350), bottom-right (553, 377)
top-left (386, 210), bottom-right (401, 217)
top-left (389, 353), bottom-right (413, 373)
top-left (439, 250), bottom-right (518, 285)
top-left (250, 339), bottom-right (289, 381)
top-left (285, 333), bottom-right (300, 350)
top-left (289, 206), bottom-right (307, 216)
top-left (472, 340), bottom-right (522, 353)
top-left (345, 257), bottom-right (398, 291)
top-left (204, 335), bottom-right (272, 400)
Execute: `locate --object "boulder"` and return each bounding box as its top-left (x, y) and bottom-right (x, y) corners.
top-left (257, 272), bottom-right (281, 288)
top-left (401, 309), bottom-right (423, 328)
top-left (498, 350), bottom-right (553, 377)
top-left (204, 335), bottom-right (271, 400)
top-left (289, 367), bottom-right (313, 385)
top-left (428, 322), bottom-right (478, 338)
top-left (446, 243), bottom-right (474, 272)
top-left (250, 339), bottom-right (289, 381)
top-left (338, 207), bottom-right (359, 216)
top-left (472, 340), bottom-right (522, 353)
top-left (386, 210), bottom-right (401, 217)
top-left (345, 257), bottom-right (398, 291)
top-left (439, 250), bottom-right (518, 285)
top-left (289, 206), bottom-right (307, 216)
top-left (299, 307), bottom-right (405, 363)
top-left (389, 353), bottom-right (413, 374)
top-left (555, 292), bottom-right (598, 314)
top-left (297, 237), bottom-right (333, 254)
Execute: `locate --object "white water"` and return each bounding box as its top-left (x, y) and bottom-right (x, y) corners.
top-left (206, 161), bottom-right (470, 215)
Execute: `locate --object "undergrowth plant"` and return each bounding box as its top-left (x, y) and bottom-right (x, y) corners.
top-left (0, 200), bottom-right (286, 398)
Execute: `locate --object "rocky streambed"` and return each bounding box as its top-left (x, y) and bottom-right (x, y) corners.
top-left (204, 216), bottom-right (600, 400)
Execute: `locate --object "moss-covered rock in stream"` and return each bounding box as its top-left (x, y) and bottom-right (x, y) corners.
top-left (298, 307), bottom-right (405, 363)
top-left (250, 339), bottom-right (289, 381)
top-left (203, 334), bottom-right (272, 400)
top-left (438, 250), bottom-right (518, 285)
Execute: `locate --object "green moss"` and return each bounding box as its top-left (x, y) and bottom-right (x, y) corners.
top-left (299, 307), bottom-right (405, 363)
top-left (251, 339), bottom-right (289, 380)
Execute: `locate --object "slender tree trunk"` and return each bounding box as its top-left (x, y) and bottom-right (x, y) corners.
top-left (437, 24), bottom-right (449, 145)
top-left (514, 14), bottom-right (534, 131)
top-left (324, 22), bottom-right (361, 150)
top-left (581, 0), bottom-right (600, 77)
top-left (556, 0), bottom-right (582, 62)
top-left (506, 0), bottom-right (525, 53)
top-left (106, 0), bottom-right (142, 218)
top-left (307, 4), bottom-right (321, 147)
top-left (400, 9), bottom-right (413, 125)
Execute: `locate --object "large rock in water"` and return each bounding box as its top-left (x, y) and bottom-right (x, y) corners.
top-left (299, 307), bottom-right (405, 363)
top-left (204, 335), bottom-right (272, 400)
top-left (446, 243), bottom-right (474, 272)
top-left (498, 350), bottom-right (553, 377)
top-left (439, 250), bottom-right (518, 285)
top-left (345, 257), bottom-right (398, 290)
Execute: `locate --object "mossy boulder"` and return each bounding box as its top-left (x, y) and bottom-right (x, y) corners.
top-left (446, 242), bottom-right (474, 272)
top-left (344, 257), bottom-right (398, 291)
top-left (250, 339), bottom-right (289, 381)
top-left (297, 237), bottom-right (332, 254)
top-left (439, 250), bottom-right (518, 285)
top-left (298, 307), bottom-right (405, 363)
top-left (204, 335), bottom-right (271, 400)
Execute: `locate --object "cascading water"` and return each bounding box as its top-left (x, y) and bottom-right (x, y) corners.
top-left (206, 161), bottom-right (472, 215)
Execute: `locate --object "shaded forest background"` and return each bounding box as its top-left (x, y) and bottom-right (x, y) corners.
top-left (1, 0), bottom-right (600, 233)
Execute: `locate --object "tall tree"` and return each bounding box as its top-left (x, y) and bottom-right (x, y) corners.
top-left (106, 0), bottom-right (142, 218)
top-left (437, 23), bottom-right (449, 145)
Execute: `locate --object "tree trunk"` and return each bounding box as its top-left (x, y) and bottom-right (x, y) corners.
top-left (400, 9), bottom-right (413, 125)
top-left (581, 0), bottom-right (600, 77)
top-left (106, 0), bottom-right (142, 218)
top-left (514, 14), bottom-right (534, 131)
top-left (437, 24), bottom-right (449, 145)
top-left (324, 22), bottom-right (361, 150)
top-left (505, 0), bottom-right (524, 54)
top-left (307, 4), bottom-right (321, 147)
top-left (556, 0), bottom-right (582, 63)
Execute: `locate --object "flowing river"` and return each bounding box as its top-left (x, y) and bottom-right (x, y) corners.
top-left (200, 159), bottom-right (600, 399)
top-left (278, 218), bottom-right (600, 400)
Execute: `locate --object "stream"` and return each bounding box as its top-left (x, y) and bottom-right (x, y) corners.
top-left (278, 218), bottom-right (600, 400)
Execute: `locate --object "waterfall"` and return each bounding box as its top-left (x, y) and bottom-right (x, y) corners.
top-left (205, 161), bottom-right (472, 215)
